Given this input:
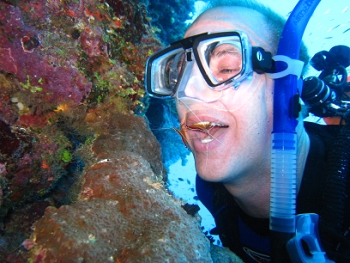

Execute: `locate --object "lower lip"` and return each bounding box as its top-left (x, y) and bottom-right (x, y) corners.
top-left (190, 128), bottom-right (228, 152)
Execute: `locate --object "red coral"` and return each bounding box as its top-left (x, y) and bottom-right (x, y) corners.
top-left (0, 47), bottom-right (18, 74)
top-left (79, 26), bottom-right (107, 58)
top-left (0, 4), bottom-right (92, 109)
top-left (18, 114), bottom-right (48, 128)
top-left (12, 167), bottom-right (32, 187)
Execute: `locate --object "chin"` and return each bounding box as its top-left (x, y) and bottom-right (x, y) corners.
top-left (193, 152), bottom-right (231, 182)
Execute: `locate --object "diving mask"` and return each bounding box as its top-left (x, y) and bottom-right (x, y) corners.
top-left (145, 31), bottom-right (275, 99)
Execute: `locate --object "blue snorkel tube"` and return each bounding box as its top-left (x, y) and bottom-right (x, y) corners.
top-left (268, 1), bottom-right (335, 262)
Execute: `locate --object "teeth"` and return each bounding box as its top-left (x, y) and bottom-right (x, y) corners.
top-left (201, 136), bottom-right (213, 144)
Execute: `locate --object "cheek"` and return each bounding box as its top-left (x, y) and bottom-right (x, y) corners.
top-left (222, 74), bottom-right (272, 117)
top-left (264, 81), bottom-right (274, 135)
top-left (218, 73), bottom-right (269, 113)
top-left (234, 76), bottom-right (274, 140)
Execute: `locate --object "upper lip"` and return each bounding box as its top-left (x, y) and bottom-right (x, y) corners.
top-left (185, 114), bottom-right (229, 127)
top-left (184, 115), bottom-right (229, 140)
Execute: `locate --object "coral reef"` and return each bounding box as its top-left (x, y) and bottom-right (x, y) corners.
top-left (0, 0), bottom-right (242, 262)
top-left (0, 0), bottom-right (162, 261)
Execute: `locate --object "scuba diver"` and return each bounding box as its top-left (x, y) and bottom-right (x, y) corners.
top-left (145, 0), bottom-right (350, 262)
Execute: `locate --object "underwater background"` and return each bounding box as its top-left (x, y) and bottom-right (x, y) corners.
top-left (0, 0), bottom-right (349, 262)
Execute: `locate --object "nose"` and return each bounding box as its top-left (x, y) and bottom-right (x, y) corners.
top-left (176, 61), bottom-right (222, 103)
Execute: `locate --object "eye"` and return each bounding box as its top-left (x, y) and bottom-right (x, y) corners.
top-left (208, 43), bottom-right (242, 82)
top-left (218, 66), bottom-right (241, 75)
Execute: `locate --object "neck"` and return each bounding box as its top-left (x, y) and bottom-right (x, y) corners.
top-left (224, 162), bottom-right (271, 218)
top-left (224, 124), bottom-right (310, 219)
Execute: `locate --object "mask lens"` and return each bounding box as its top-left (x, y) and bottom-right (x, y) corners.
top-left (165, 51), bottom-right (185, 90)
top-left (208, 43), bottom-right (243, 82)
top-left (197, 36), bottom-right (243, 88)
top-left (147, 47), bottom-right (185, 98)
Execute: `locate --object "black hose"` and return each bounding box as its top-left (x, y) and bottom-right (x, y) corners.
top-left (320, 110), bottom-right (350, 254)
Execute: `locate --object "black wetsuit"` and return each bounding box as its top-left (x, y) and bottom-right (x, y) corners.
top-left (196, 121), bottom-right (350, 263)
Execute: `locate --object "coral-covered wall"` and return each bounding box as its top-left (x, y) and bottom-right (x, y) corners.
top-left (0, 0), bottom-right (243, 262)
top-left (0, 0), bottom-right (166, 261)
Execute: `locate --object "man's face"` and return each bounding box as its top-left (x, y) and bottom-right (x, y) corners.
top-left (176, 7), bottom-right (275, 184)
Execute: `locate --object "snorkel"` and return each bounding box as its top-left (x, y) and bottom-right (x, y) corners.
top-left (269, 0), bottom-right (327, 262)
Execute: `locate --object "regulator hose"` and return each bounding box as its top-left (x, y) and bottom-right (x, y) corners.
top-left (320, 110), bottom-right (350, 260)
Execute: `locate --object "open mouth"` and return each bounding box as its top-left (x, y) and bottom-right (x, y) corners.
top-left (185, 121), bottom-right (229, 144)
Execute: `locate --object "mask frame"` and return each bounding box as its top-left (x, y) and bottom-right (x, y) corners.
top-left (145, 31), bottom-right (275, 99)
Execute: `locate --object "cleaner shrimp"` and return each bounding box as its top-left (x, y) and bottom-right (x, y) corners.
top-left (186, 121), bottom-right (229, 132)
top-left (174, 97), bottom-right (231, 175)
top-left (173, 121), bottom-right (229, 147)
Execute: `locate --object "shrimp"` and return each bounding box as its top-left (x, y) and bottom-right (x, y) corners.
top-left (172, 121), bottom-right (229, 148)
top-left (186, 121), bottom-right (229, 133)
top-left (172, 125), bottom-right (189, 148)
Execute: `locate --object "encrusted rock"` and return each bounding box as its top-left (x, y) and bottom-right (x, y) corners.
top-left (28, 153), bottom-right (213, 262)
top-left (210, 244), bottom-right (244, 263)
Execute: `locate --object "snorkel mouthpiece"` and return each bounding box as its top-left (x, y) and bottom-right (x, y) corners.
top-left (270, 0), bottom-right (321, 262)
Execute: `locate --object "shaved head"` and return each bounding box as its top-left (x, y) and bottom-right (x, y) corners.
top-left (186, 7), bottom-right (274, 53)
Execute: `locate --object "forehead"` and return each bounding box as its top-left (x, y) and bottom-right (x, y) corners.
top-left (185, 7), bottom-right (271, 48)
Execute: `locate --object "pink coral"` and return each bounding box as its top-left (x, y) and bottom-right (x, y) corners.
top-left (0, 4), bottom-right (92, 107)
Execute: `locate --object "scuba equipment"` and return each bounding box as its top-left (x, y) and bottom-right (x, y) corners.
top-left (267, 0), bottom-right (331, 262)
top-left (271, 0), bottom-right (350, 261)
top-left (300, 45), bottom-right (350, 262)
top-left (145, 31), bottom-right (274, 99)
top-left (301, 45), bottom-right (350, 118)
top-left (287, 214), bottom-right (331, 263)
top-left (319, 110), bottom-right (350, 262)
